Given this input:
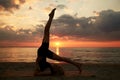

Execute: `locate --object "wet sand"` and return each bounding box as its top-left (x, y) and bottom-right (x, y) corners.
top-left (0, 62), bottom-right (120, 80)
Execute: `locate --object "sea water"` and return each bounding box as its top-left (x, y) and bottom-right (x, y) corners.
top-left (0, 47), bottom-right (120, 64)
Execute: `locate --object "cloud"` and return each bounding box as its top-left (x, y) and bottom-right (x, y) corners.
top-left (0, 25), bottom-right (43, 42)
top-left (0, 0), bottom-right (25, 12)
top-left (44, 4), bottom-right (67, 12)
top-left (44, 4), bottom-right (56, 12)
top-left (44, 7), bottom-right (52, 12)
top-left (51, 9), bottom-right (120, 41)
top-left (68, 0), bottom-right (78, 3)
top-left (56, 4), bottom-right (67, 10)
top-left (0, 9), bottom-right (120, 44)
top-left (0, 21), bottom-right (5, 26)
top-left (93, 11), bottom-right (100, 16)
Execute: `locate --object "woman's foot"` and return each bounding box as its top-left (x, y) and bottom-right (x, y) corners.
top-left (49, 8), bottom-right (56, 18)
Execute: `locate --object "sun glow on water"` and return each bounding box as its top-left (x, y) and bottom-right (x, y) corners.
top-left (56, 47), bottom-right (59, 55)
top-left (55, 42), bottom-right (60, 55)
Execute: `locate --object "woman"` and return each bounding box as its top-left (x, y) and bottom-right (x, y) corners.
top-left (36, 8), bottom-right (82, 75)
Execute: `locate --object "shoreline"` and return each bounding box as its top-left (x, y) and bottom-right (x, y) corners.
top-left (0, 62), bottom-right (120, 80)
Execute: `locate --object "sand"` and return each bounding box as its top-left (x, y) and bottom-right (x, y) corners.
top-left (0, 62), bottom-right (120, 80)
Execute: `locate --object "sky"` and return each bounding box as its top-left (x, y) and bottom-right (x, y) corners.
top-left (0, 0), bottom-right (120, 47)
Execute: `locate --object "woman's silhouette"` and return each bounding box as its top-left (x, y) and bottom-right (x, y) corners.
top-left (35, 8), bottom-right (81, 75)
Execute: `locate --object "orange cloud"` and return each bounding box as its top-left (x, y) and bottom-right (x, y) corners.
top-left (44, 3), bottom-right (56, 13)
top-left (44, 7), bottom-right (52, 12)
top-left (0, 0), bottom-right (26, 13)
top-left (93, 11), bottom-right (100, 16)
top-left (68, 0), bottom-right (78, 3)
top-left (53, 40), bottom-right (120, 47)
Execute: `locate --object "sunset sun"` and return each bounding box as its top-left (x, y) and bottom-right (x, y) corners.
top-left (55, 42), bottom-right (60, 47)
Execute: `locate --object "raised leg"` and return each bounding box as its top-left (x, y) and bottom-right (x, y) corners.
top-left (42, 8), bottom-right (56, 46)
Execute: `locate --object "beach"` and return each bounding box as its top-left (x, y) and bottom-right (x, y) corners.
top-left (0, 62), bottom-right (120, 80)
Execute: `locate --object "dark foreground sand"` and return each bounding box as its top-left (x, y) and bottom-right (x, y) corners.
top-left (0, 62), bottom-right (120, 80)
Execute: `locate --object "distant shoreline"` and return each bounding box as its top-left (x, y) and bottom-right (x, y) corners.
top-left (0, 46), bottom-right (120, 48)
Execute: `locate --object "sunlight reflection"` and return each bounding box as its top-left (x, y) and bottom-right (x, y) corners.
top-left (55, 42), bottom-right (60, 55)
top-left (56, 47), bottom-right (59, 55)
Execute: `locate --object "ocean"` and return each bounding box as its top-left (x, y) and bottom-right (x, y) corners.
top-left (0, 47), bottom-right (120, 64)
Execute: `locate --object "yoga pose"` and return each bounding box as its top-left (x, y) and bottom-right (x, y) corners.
top-left (35, 8), bottom-right (81, 75)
